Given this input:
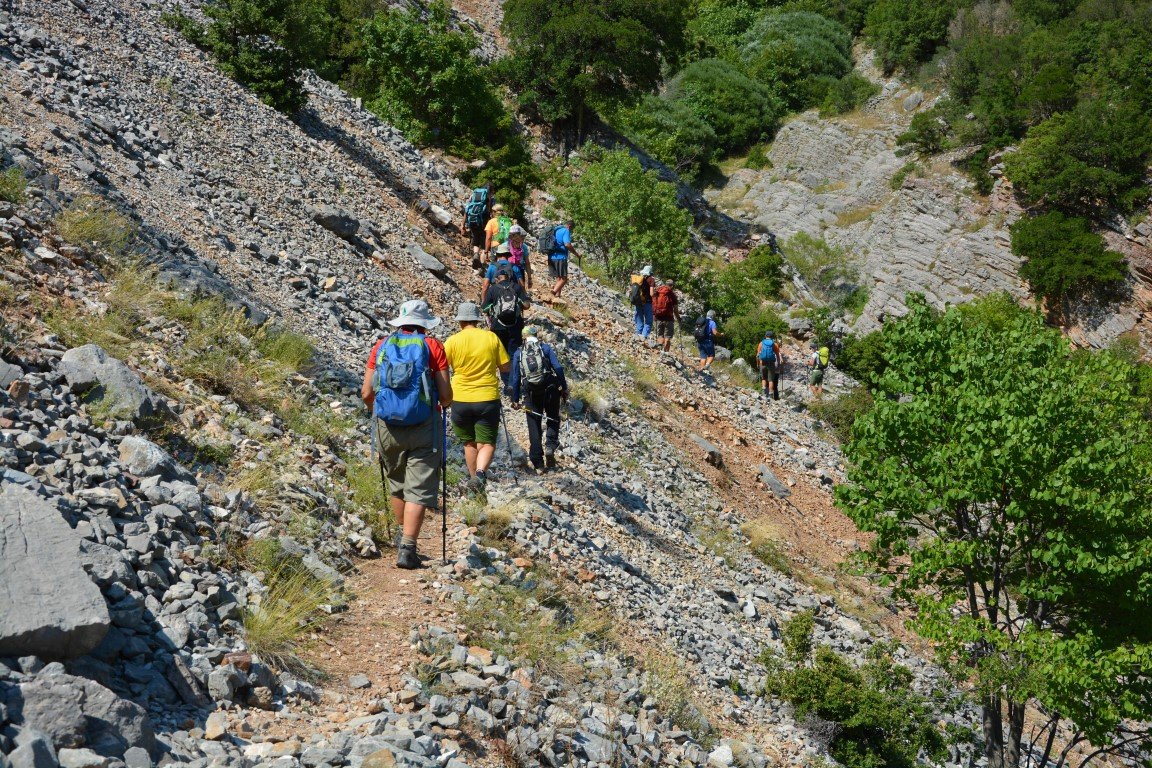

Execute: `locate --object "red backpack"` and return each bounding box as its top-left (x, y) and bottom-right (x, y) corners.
top-left (652, 286), bottom-right (676, 317)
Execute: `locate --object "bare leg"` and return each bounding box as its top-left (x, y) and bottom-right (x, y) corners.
top-left (390, 496), bottom-right (404, 531)
top-left (476, 443), bottom-right (496, 474)
top-left (463, 442), bottom-right (478, 476)
top-left (402, 502), bottom-right (426, 538)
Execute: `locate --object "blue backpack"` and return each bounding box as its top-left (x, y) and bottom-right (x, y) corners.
top-left (373, 333), bottom-right (436, 426)
top-left (464, 187), bottom-right (490, 228)
top-left (758, 337), bottom-right (777, 362)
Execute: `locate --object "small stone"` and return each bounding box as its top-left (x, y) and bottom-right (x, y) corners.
top-left (349, 673), bottom-right (371, 689)
top-left (361, 748), bottom-right (397, 768)
top-left (204, 711), bottom-right (228, 740)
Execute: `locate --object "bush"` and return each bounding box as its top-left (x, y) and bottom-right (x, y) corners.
top-left (723, 305), bottom-right (788, 363)
top-left (864, 0), bottom-right (957, 74)
top-left (696, 244), bottom-right (786, 319)
top-left (1010, 211), bottom-right (1126, 308)
top-left (242, 556), bottom-right (336, 673)
top-left (897, 109), bottom-right (949, 153)
top-left (808, 385), bottom-right (873, 442)
top-left (762, 613), bottom-right (949, 768)
top-left (1004, 102), bottom-right (1152, 215)
top-left (836, 330), bottom-right (887, 387)
top-left (360, 2), bottom-right (508, 149)
top-left (555, 150), bottom-right (692, 283)
top-left (0, 167), bottom-right (27, 204)
top-left (819, 72), bottom-right (881, 117)
top-left (666, 58), bottom-right (788, 153)
top-left (615, 95), bottom-right (720, 183)
top-left (785, 232), bottom-right (867, 315)
top-left (56, 196), bottom-right (136, 258)
top-left (685, 0), bottom-right (765, 60)
top-left (460, 135), bottom-right (541, 217)
top-left (745, 144), bottom-right (772, 170)
top-left (741, 11), bottom-right (854, 110)
top-left (776, 0), bottom-right (875, 35)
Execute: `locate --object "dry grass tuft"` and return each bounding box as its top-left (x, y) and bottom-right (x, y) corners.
top-left (741, 518), bottom-right (792, 575)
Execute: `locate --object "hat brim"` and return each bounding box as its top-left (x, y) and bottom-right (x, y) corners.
top-left (388, 316), bottom-right (441, 330)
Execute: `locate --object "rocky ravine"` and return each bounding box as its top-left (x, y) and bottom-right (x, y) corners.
top-left (2, 2), bottom-right (996, 768)
top-left (705, 51), bottom-right (1152, 348)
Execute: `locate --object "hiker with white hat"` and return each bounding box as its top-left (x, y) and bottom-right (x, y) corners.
top-left (478, 241), bottom-right (525, 303)
top-left (360, 300), bottom-right (453, 569)
top-left (483, 203), bottom-right (513, 261)
top-left (444, 302), bottom-right (510, 497)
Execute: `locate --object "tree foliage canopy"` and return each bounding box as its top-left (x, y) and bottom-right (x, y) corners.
top-left (555, 150), bottom-right (692, 283)
top-left (742, 11), bottom-right (854, 108)
top-left (666, 58), bottom-right (786, 152)
top-left (837, 294), bottom-right (1152, 768)
top-left (1010, 211), bottom-right (1126, 307)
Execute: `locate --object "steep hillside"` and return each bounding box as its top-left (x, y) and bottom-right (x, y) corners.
top-left (0, 3), bottom-right (1069, 768)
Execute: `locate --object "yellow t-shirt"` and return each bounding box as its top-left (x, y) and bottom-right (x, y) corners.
top-left (444, 326), bottom-right (509, 403)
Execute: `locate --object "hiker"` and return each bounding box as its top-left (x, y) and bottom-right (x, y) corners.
top-left (808, 342), bottom-right (830, 396)
top-left (629, 265), bottom-right (655, 341)
top-left (444, 302), bottom-right (510, 497)
top-left (482, 254), bottom-right (531, 366)
top-left (542, 219), bottom-right (579, 300)
top-left (694, 310), bottom-right (723, 373)
top-left (757, 331), bottom-right (785, 400)
top-left (360, 300), bottom-right (453, 570)
top-left (483, 203), bottom-right (514, 260)
top-left (478, 241), bottom-right (525, 303)
top-left (652, 279), bottom-right (680, 353)
top-left (510, 325), bottom-right (568, 472)
top-left (461, 185), bottom-right (493, 270)
top-left (507, 224), bottom-right (532, 292)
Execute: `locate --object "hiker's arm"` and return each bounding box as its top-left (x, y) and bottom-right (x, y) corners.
top-left (498, 361), bottom-right (511, 374)
top-left (360, 368), bottom-right (374, 409)
top-left (434, 369), bottom-right (452, 409)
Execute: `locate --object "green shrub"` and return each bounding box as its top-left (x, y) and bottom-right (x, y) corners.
top-left (696, 244), bottom-right (786, 319)
top-left (819, 72), bottom-right (881, 117)
top-left (741, 11), bottom-right (854, 110)
top-left (776, 0), bottom-right (875, 35)
top-left (685, 0), bottom-right (764, 60)
top-left (744, 144), bottom-right (772, 170)
top-left (554, 150), bottom-right (691, 283)
top-left (0, 167), bottom-right (27, 204)
top-left (897, 109), bottom-right (949, 153)
top-left (836, 330), bottom-right (887, 387)
top-left (785, 232), bottom-right (867, 315)
top-left (1010, 211), bottom-right (1126, 308)
top-left (808, 385), bottom-right (873, 442)
top-left (360, 2), bottom-right (508, 149)
top-left (460, 136), bottom-right (542, 217)
top-left (56, 196), bottom-right (136, 258)
top-left (762, 613), bottom-right (950, 768)
top-left (1004, 102), bottom-right (1152, 215)
top-left (864, 0), bottom-right (957, 74)
top-left (666, 58), bottom-right (787, 153)
top-left (615, 95), bottom-right (720, 183)
top-left (723, 305), bottom-right (788, 363)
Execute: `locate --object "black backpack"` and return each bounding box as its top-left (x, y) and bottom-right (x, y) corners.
top-left (627, 281), bottom-right (641, 306)
top-left (492, 282), bottom-right (521, 327)
top-left (538, 224), bottom-right (561, 255)
top-left (693, 316), bottom-right (711, 341)
top-left (519, 338), bottom-right (554, 388)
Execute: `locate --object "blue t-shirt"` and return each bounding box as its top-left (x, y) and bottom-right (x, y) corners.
top-left (485, 260), bottom-right (523, 282)
top-left (706, 319), bottom-right (718, 337)
top-left (551, 226), bottom-right (572, 260)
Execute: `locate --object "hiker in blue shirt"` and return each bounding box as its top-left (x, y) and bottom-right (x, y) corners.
top-left (694, 310), bottom-right (724, 373)
top-left (548, 220), bottom-right (579, 301)
top-left (478, 241), bottom-right (525, 302)
top-left (510, 326), bottom-right (568, 472)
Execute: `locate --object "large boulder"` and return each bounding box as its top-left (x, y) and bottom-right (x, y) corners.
top-left (58, 345), bottom-right (164, 424)
top-left (3, 673), bottom-right (157, 757)
top-left (0, 484), bottom-right (110, 660)
top-left (116, 436), bottom-right (190, 482)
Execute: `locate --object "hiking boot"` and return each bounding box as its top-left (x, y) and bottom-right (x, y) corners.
top-left (396, 544), bottom-right (420, 570)
top-left (544, 452), bottom-right (557, 470)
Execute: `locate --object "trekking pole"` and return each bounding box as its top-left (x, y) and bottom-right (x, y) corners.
top-left (499, 405), bottom-right (515, 460)
top-left (370, 418), bottom-right (394, 542)
top-left (441, 407), bottom-right (448, 565)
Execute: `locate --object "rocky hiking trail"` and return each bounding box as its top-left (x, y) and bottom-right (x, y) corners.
top-left (0, 1), bottom-right (986, 767)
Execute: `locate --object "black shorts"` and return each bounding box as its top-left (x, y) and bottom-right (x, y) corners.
top-left (451, 400), bottom-right (501, 444)
top-left (467, 225), bottom-right (485, 249)
top-left (760, 359), bottom-right (778, 380)
top-left (549, 258), bottom-right (568, 279)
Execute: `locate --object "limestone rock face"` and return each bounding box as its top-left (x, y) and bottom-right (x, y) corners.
top-left (0, 484), bottom-right (110, 660)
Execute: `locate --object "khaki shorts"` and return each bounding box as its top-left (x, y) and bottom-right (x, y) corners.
top-left (373, 416), bottom-right (443, 508)
top-left (655, 319), bottom-right (676, 339)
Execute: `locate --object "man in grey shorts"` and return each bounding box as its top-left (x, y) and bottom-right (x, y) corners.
top-left (360, 300), bottom-right (453, 569)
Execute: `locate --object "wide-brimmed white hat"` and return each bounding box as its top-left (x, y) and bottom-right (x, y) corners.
top-left (508, 225), bottom-right (527, 236)
top-left (492, 203), bottom-right (505, 212)
top-left (496, 241), bottom-right (511, 254)
top-left (455, 302), bottom-right (483, 322)
top-left (640, 265), bottom-right (652, 276)
top-left (389, 299), bottom-right (441, 329)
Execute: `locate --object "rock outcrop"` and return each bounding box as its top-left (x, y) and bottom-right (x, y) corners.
top-left (0, 485), bottom-right (110, 660)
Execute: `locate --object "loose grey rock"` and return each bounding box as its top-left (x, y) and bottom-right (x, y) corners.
top-left (0, 484), bottom-right (110, 660)
top-left (405, 243), bottom-right (446, 275)
top-left (116, 436), bottom-right (186, 481)
top-left (58, 345), bottom-right (163, 424)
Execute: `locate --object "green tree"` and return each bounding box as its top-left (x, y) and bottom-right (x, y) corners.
top-left (1010, 211), bottom-right (1126, 314)
top-left (666, 58), bottom-right (787, 152)
top-left (685, 0), bottom-right (766, 60)
top-left (837, 294), bottom-right (1152, 768)
top-left (499, 0), bottom-right (687, 134)
top-left (864, 0), bottom-right (957, 73)
top-left (182, 0), bottom-right (334, 112)
top-left (555, 150), bottom-right (692, 282)
top-left (741, 11), bottom-right (854, 109)
top-left (722, 305), bottom-right (788, 362)
top-left (696, 244), bottom-right (786, 318)
top-left (359, 2), bottom-right (507, 148)
top-left (615, 96), bottom-right (720, 183)
top-left (460, 137), bottom-right (541, 218)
